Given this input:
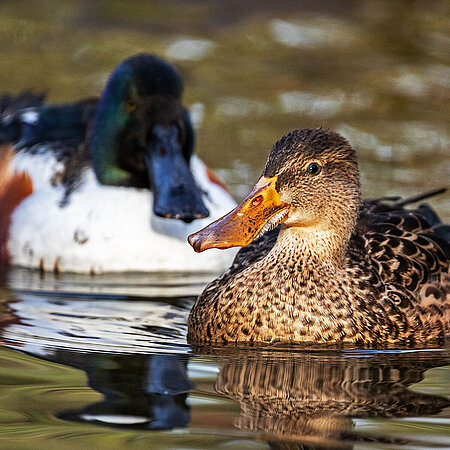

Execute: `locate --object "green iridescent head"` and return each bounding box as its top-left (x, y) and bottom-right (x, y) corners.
top-left (90, 53), bottom-right (208, 222)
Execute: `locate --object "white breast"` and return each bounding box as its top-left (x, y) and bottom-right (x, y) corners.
top-left (8, 151), bottom-right (238, 273)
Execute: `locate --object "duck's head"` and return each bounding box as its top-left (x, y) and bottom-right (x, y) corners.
top-left (189, 128), bottom-right (361, 252)
top-left (90, 53), bottom-right (208, 223)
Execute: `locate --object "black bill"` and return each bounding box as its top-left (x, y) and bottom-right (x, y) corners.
top-left (145, 125), bottom-right (209, 223)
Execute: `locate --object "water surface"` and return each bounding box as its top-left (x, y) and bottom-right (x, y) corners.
top-left (1, 269), bottom-right (450, 449)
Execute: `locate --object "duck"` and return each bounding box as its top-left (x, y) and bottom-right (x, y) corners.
top-left (0, 53), bottom-right (236, 273)
top-left (187, 128), bottom-right (449, 344)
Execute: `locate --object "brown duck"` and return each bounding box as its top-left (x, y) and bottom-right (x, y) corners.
top-left (187, 128), bottom-right (449, 344)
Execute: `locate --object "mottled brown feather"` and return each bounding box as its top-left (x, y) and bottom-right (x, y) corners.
top-left (188, 128), bottom-right (449, 344)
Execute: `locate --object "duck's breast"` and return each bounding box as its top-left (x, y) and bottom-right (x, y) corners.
top-left (7, 150), bottom-right (237, 273)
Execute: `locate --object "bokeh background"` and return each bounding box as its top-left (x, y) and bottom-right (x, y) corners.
top-left (1, 0), bottom-right (449, 218)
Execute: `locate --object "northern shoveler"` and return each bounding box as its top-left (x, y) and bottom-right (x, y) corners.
top-left (187, 128), bottom-right (449, 344)
top-left (0, 54), bottom-right (236, 273)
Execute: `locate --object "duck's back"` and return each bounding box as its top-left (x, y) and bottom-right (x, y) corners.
top-left (346, 196), bottom-right (449, 341)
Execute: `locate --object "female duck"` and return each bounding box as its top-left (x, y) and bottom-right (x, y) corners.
top-left (188, 128), bottom-right (449, 344)
top-left (0, 54), bottom-right (236, 273)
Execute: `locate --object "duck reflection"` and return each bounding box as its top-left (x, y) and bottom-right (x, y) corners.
top-left (213, 349), bottom-right (450, 446)
top-left (55, 352), bottom-right (192, 430)
top-left (54, 346), bottom-right (450, 446)
top-left (0, 288), bottom-right (193, 430)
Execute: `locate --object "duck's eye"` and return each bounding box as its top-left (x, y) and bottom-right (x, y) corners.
top-left (125, 100), bottom-right (136, 112)
top-left (307, 162), bottom-right (322, 175)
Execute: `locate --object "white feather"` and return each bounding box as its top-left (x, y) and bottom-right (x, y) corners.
top-left (8, 151), bottom-right (238, 273)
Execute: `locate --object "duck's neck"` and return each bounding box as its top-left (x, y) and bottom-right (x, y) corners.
top-left (269, 224), bottom-right (350, 273)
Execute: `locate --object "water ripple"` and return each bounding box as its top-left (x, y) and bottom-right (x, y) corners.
top-left (2, 290), bottom-right (192, 356)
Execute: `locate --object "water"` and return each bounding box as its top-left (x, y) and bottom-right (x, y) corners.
top-left (0, 0), bottom-right (449, 448)
top-left (1, 268), bottom-right (449, 449)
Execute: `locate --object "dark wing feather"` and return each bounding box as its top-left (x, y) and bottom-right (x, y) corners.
top-left (0, 91), bottom-right (46, 144)
top-left (1, 91), bottom-right (98, 150)
top-left (0, 91), bottom-right (46, 117)
top-left (1, 92), bottom-right (100, 205)
top-left (15, 98), bottom-right (98, 150)
top-left (351, 194), bottom-right (449, 340)
top-left (357, 199), bottom-right (448, 286)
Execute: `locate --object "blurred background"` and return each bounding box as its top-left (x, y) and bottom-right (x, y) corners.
top-left (1, 0), bottom-right (449, 217)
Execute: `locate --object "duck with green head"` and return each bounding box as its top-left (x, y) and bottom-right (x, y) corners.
top-left (188, 128), bottom-right (449, 344)
top-left (0, 54), bottom-right (236, 273)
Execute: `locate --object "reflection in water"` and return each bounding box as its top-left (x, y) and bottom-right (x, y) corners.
top-left (0, 284), bottom-right (449, 447)
top-left (56, 352), bottom-right (192, 430)
top-left (27, 345), bottom-right (450, 447)
top-left (214, 349), bottom-right (450, 448)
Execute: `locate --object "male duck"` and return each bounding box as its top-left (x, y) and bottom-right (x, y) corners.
top-left (188, 128), bottom-right (449, 344)
top-left (0, 54), bottom-right (236, 273)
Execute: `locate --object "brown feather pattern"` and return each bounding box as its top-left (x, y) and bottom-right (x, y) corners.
top-left (188, 128), bottom-right (449, 344)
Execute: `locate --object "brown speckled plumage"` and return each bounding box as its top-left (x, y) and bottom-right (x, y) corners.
top-left (188, 128), bottom-right (449, 344)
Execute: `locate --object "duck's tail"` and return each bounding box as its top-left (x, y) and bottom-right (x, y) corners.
top-left (392, 187), bottom-right (447, 208)
top-left (0, 145), bottom-right (33, 264)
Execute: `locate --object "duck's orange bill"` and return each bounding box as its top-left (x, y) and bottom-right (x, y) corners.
top-left (188, 176), bottom-right (290, 252)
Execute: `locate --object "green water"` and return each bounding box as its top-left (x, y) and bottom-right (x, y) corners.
top-left (0, 0), bottom-right (449, 448)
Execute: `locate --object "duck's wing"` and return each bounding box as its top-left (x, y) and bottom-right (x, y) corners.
top-left (0, 91), bottom-right (46, 144)
top-left (15, 98), bottom-right (98, 150)
top-left (1, 91), bottom-right (98, 150)
top-left (0, 91), bottom-right (46, 115)
top-left (351, 192), bottom-right (449, 339)
top-left (356, 193), bottom-right (449, 286)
